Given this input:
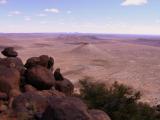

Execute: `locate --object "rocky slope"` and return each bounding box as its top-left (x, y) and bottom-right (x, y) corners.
top-left (0, 47), bottom-right (111, 120)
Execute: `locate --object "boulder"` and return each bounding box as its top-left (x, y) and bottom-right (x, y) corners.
top-left (24, 55), bottom-right (54, 71)
top-left (12, 92), bottom-right (48, 120)
top-left (42, 96), bottom-right (92, 120)
top-left (55, 78), bottom-right (74, 95)
top-left (25, 65), bottom-right (55, 90)
top-left (0, 66), bottom-right (20, 95)
top-left (1, 47), bottom-right (18, 57)
top-left (54, 68), bottom-right (74, 95)
top-left (89, 109), bottom-right (111, 120)
top-left (0, 57), bottom-right (25, 75)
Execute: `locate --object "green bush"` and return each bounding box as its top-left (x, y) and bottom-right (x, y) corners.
top-left (79, 79), bottom-right (160, 120)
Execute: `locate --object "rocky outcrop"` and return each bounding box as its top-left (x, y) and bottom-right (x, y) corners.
top-left (12, 90), bottom-right (66, 119)
top-left (42, 96), bottom-right (111, 120)
top-left (0, 47), bottom-right (111, 120)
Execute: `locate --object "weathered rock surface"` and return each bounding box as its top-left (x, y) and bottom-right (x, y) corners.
top-left (25, 65), bottom-right (55, 90)
top-left (1, 47), bottom-right (18, 57)
top-left (37, 89), bottom-right (65, 97)
top-left (24, 85), bottom-right (65, 97)
top-left (12, 92), bottom-right (48, 120)
top-left (25, 55), bottom-right (54, 71)
top-left (24, 84), bottom-right (37, 93)
top-left (39, 55), bottom-right (54, 70)
top-left (54, 68), bottom-right (74, 95)
top-left (0, 112), bottom-right (18, 120)
top-left (42, 96), bottom-right (92, 120)
top-left (0, 57), bottom-right (25, 75)
top-left (55, 78), bottom-right (74, 95)
top-left (24, 56), bottom-right (39, 68)
top-left (0, 66), bottom-right (20, 95)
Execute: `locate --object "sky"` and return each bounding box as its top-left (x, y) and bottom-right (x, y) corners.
top-left (0, 0), bottom-right (160, 34)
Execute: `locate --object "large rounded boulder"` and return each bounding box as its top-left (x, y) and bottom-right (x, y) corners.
top-left (42, 96), bottom-right (92, 120)
top-left (25, 65), bottom-right (55, 90)
top-left (1, 47), bottom-right (18, 57)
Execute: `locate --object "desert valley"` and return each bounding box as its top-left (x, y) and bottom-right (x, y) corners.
top-left (0, 33), bottom-right (160, 105)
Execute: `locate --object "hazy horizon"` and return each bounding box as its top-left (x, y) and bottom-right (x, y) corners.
top-left (1, 32), bottom-right (160, 37)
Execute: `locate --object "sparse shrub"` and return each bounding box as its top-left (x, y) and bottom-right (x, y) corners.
top-left (79, 79), bottom-right (160, 120)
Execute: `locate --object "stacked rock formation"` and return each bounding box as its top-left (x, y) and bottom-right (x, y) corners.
top-left (0, 47), bottom-right (111, 120)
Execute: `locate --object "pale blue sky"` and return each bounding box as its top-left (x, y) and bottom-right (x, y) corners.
top-left (0, 0), bottom-right (160, 34)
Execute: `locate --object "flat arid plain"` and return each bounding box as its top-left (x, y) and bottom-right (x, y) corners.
top-left (0, 33), bottom-right (160, 105)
